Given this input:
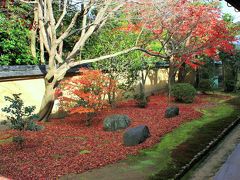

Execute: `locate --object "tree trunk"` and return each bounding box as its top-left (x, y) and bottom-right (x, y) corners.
top-left (168, 57), bottom-right (176, 105)
top-left (140, 70), bottom-right (146, 96)
top-left (178, 63), bottom-right (186, 83)
top-left (85, 112), bottom-right (96, 126)
top-left (30, 3), bottom-right (38, 59)
top-left (222, 60), bottom-right (226, 90)
top-left (38, 78), bottom-right (56, 121)
top-left (39, 32), bottom-right (45, 64)
top-left (108, 78), bottom-right (116, 108)
top-left (195, 68), bottom-right (200, 88)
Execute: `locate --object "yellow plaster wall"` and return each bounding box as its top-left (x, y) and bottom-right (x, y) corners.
top-left (0, 68), bottom-right (168, 120)
top-left (134, 68), bottom-right (168, 95)
top-left (0, 79), bottom-right (58, 121)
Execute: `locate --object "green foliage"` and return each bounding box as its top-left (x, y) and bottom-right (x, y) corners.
top-left (198, 79), bottom-right (213, 93)
top-left (84, 22), bottom-right (143, 89)
top-left (12, 135), bottom-right (25, 148)
top-left (0, 120), bottom-right (8, 125)
top-left (0, 7), bottom-right (37, 65)
top-left (219, 50), bottom-right (240, 92)
top-left (134, 92), bottom-right (148, 108)
top-left (171, 83), bottom-right (197, 103)
top-left (83, 21), bottom-right (160, 103)
top-left (224, 80), bottom-right (236, 92)
top-left (1, 93), bottom-right (42, 131)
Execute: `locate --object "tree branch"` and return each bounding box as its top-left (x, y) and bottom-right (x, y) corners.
top-left (56, 12), bottom-right (80, 45)
top-left (55, 0), bottom-right (67, 30)
top-left (20, 0), bottom-right (37, 3)
top-left (68, 47), bottom-right (168, 68)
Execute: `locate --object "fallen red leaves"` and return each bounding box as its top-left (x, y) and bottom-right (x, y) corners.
top-left (0, 95), bottom-right (213, 179)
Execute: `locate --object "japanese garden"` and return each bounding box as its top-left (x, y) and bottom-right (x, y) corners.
top-left (0, 0), bottom-right (240, 179)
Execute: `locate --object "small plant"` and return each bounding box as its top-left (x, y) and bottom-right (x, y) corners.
top-left (171, 83), bottom-right (197, 103)
top-left (198, 79), bottom-right (213, 94)
top-left (58, 69), bottom-right (112, 126)
top-left (12, 135), bottom-right (25, 149)
top-left (134, 92), bottom-right (149, 108)
top-left (0, 120), bottom-right (8, 125)
top-left (1, 93), bottom-right (42, 131)
top-left (224, 80), bottom-right (236, 92)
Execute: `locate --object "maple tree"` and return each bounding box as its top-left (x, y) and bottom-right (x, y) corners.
top-left (57, 68), bottom-right (115, 126)
top-left (123, 0), bottom-right (236, 99)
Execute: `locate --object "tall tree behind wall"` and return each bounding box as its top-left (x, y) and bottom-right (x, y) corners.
top-left (0, 1), bottom-right (38, 65)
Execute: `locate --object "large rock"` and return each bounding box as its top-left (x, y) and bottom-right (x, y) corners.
top-left (123, 125), bottom-right (150, 146)
top-left (103, 114), bottom-right (131, 131)
top-left (165, 106), bottom-right (179, 118)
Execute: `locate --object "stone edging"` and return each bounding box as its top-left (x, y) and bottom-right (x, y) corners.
top-left (174, 116), bottom-right (240, 179)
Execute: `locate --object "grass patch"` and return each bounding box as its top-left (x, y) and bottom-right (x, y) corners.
top-left (0, 134), bottom-right (13, 145)
top-left (79, 150), bottom-right (91, 155)
top-left (51, 154), bottom-right (64, 160)
top-left (124, 95), bottom-right (239, 179)
top-left (150, 97), bottom-right (240, 179)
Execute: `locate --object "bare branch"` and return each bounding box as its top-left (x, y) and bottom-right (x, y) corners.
top-left (38, 0), bottom-right (51, 52)
top-left (20, 0), bottom-right (37, 3)
top-left (55, 0), bottom-right (67, 30)
top-left (56, 12), bottom-right (80, 45)
top-left (67, 0), bottom-right (114, 61)
top-left (68, 47), bottom-right (168, 68)
top-left (47, 0), bottom-right (56, 41)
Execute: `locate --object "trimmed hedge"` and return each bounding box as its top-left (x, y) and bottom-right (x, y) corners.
top-left (171, 83), bottom-right (196, 103)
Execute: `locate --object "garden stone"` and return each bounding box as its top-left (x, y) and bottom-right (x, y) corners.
top-left (103, 114), bottom-right (131, 131)
top-left (165, 106), bottom-right (179, 118)
top-left (123, 125), bottom-right (150, 146)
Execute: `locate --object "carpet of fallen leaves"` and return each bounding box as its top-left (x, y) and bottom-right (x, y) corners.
top-left (0, 95), bottom-right (216, 179)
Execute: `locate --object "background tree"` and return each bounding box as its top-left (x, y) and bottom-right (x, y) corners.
top-left (126, 0), bottom-right (236, 102)
top-left (219, 13), bottom-right (240, 92)
top-left (83, 20), bottom-right (161, 107)
top-left (220, 50), bottom-right (240, 92)
top-left (0, 2), bottom-right (37, 65)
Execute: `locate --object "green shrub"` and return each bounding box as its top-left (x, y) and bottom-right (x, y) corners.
top-left (0, 12), bottom-right (37, 65)
top-left (171, 83), bottom-right (197, 103)
top-left (134, 92), bottom-right (149, 108)
top-left (224, 80), bottom-right (235, 92)
top-left (1, 94), bottom-right (42, 131)
top-left (198, 79), bottom-right (213, 93)
top-left (0, 120), bottom-right (8, 125)
top-left (12, 135), bottom-right (25, 149)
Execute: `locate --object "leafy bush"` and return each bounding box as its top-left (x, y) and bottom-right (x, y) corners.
top-left (0, 12), bottom-right (37, 65)
top-left (224, 80), bottom-right (235, 92)
top-left (134, 92), bottom-right (148, 108)
top-left (0, 120), bottom-right (8, 125)
top-left (58, 68), bottom-right (115, 126)
top-left (1, 94), bottom-right (42, 131)
top-left (12, 135), bottom-right (25, 148)
top-left (198, 79), bottom-right (213, 93)
top-left (171, 83), bottom-right (197, 103)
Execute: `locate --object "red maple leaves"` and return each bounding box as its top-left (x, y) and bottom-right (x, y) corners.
top-left (123, 0), bottom-right (236, 69)
top-left (0, 95), bottom-right (214, 179)
top-left (57, 68), bottom-right (115, 114)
